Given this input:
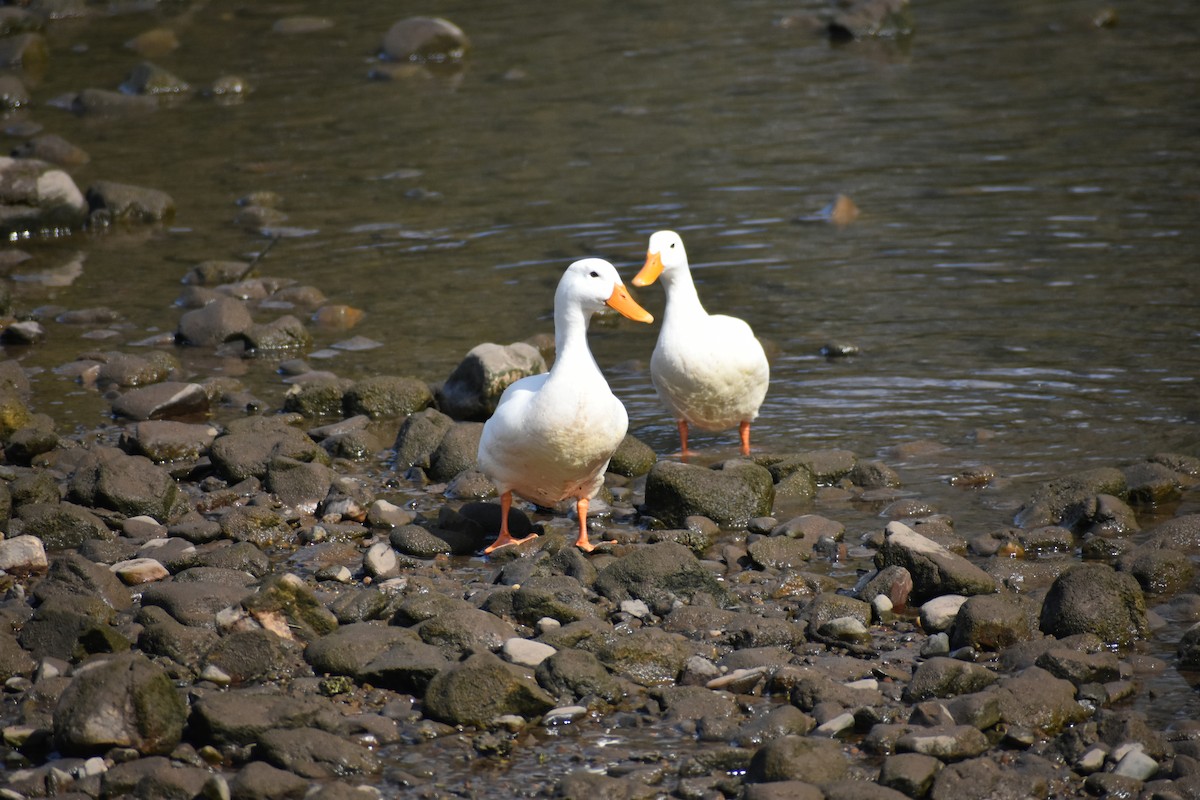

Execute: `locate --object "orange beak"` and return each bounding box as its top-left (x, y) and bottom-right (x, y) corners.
top-left (606, 283), bottom-right (653, 323)
top-left (632, 251), bottom-right (663, 287)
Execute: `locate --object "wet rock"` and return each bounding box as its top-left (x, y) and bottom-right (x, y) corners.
top-left (136, 605), bottom-right (219, 670)
top-left (1083, 493), bottom-right (1140, 537)
top-left (0, 156), bottom-right (89, 236)
top-left (267, 456), bottom-right (333, 513)
top-left (17, 501), bottom-right (114, 549)
top-left (241, 314), bottom-right (311, 352)
top-left (69, 448), bottom-right (187, 522)
top-left (593, 627), bottom-right (697, 687)
top-left (111, 557), bottom-right (169, 585)
top-left (607, 433), bottom-right (657, 477)
top-left (1035, 645), bottom-right (1120, 686)
top-left (642, 459), bottom-right (775, 529)
top-left (393, 406), bottom-right (455, 470)
top-left (992, 666), bottom-right (1089, 733)
top-left (86, 180), bottom-right (175, 223)
top-left (535, 648), bottom-right (625, 705)
top-left (388, 523), bottom-right (453, 558)
top-left (510, 575), bottom-right (600, 624)
top-left (4, 419), bottom-right (58, 465)
top-left (1141, 513), bottom-right (1200, 552)
top-left (1123, 459), bottom-right (1184, 505)
top-left (948, 591), bottom-right (1039, 651)
top-left (1013, 466), bottom-right (1127, 530)
top-left (857, 565), bottom-right (914, 612)
top-left (851, 459), bottom-right (902, 489)
top-left (283, 377), bottom-right (350, 417)
top-left (122, 420), bottom-right (218, 462)
top-left (17, 593), bottom-right (126, 660)
top-left (381, 16), bottom-right (471, 62)
top-left (100, 755), bottom-right (212, 799)
top-left (879, 752), bottom-right (942, 798)
top-left (1, 319), bottom-right (44, 343)
top-left (415, 606), bottom-right (518, 656)
top-left (92, 350), bottom-right (176, 387)
top-left (1121, 545), bottom-right (1194, 595)
top-left (256, 727), bottom-right (381, 778)
top-left (783, 664), bottom-right (885, 712)
top-left (190, 691), bottom-right (334, 748)
top-left (230, 760), bottom-right (311, 800)
top-left (897, 724), bottom-right (989, 760)
top-left (438, 342), bottom-right (545, 421)
top-left (119, 61), bottom-right (190, 95)
top-left (875, 521), bottom-right (996, 602)
top-left (177, 295), bottom-right (254, 346)
top-left (211, 416), bottom-right (326, 482)
top-left (746, 734), bottom-right (849, 783)
top-left (1039, 562), bottom-right (1147, 647)
top-left (428, 421), bottom-right (482, 482)
top-left (140, 580), bottom-right (253, 628)
top-left (594, 541), bottom-right (731, 614)
top-left (52, 653), bottom-right (187, 755)
top-left (903, 657), bottom-right (998, 702)
top-left (205, 628), bottom-right (309, 684)
top-left (111, 380), bottom-right (210, 420)
top-left (11, 133), bottom-right (90, 166)
top-left (423, 651), bottom-right (555, 727)
top-left (343, 374), bottom-right (433, 419)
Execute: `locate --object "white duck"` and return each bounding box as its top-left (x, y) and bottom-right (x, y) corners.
top-left (477, 258), bottom-right (653, 553)
top-left (633, 230), bottom-right (769, 458)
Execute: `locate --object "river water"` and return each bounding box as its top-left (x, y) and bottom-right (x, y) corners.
top-left (5, 0), bottom-right (1200, 780)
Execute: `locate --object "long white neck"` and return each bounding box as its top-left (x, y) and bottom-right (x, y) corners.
top-left (660, 262), bottom-right (707, 323)
top-left (552, 301), bottom-right (600, 377)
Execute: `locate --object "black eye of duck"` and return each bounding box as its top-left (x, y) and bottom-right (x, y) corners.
top-left (589, 270), bottom-right (599, 278)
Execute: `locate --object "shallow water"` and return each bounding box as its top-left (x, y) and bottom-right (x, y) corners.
top-left (4, 0), bottom-right (1200, 789)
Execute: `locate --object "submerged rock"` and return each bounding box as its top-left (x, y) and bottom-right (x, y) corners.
top-left (0, 156), bottom-right (89, 236)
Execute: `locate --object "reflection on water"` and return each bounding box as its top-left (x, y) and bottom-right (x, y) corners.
top-left (5, 0), bottom-right (1200, 738)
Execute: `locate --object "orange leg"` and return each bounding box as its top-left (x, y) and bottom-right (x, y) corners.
top-left (739, 420), bottom-right (751, 456)
top-left (574, 496), bottom-right (613, 552)
top-left (678, 419), bottom-right (691, 461)
top-left (484, 491), bottom-right (538, 554)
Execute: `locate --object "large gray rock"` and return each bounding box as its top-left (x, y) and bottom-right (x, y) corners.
top-left (594, 541), bottom-right (731, 614)
top-left (991, 666), bottom-right (1089, 734)
top-left (415, 606), bottom-right (518, 657)
top-left (16, 501), bottom-right (114, 550)
top-left (177, 296), bottom-right (254, 346)
top-left (123, 420), bottom-right (218, 462)
top-left (111, 381), bottom-right (210, 420)
top-left (210, 416), bottom-right (326, 482)
top-left (422, 651), bottom-right (555, 727)
top-left (746, 735), bottom-right (849, 784)
top-left (343, 374), bottom-right (433, 419)
top-left (0, 156), bottom-right (89, 237)
top-left (52, 653), bottom-right (187, 756)
top-left (1038, 563), bottom-right (1147, 647)
top-left (1013, 467), bottom-right (1127, 530)
top-left (428, 421), bottom-right (482, 482)
top-left (190, 692), bottom-right (333, 747)
top-left (437, 341), bottom-right (545, 421)
top-left (392, 407), bottom-right (455, 470)
top-left (903, 658), bottom-right (999, 702)
top-left (86, 179), bottom-right (175, 223)
top-left (642, 459), bottom-right (775, 529)
top-left (949, 592), bottom-right (1039, 651)
top-left (69, 448), bottom-right (188, 522)
top-left (875, 521), bottom-right (996, 603)
top-left (257, 726), bottom-right (381, 779)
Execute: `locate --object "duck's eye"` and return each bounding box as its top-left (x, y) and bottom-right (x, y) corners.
top-left (669, 243), bottom-right (676, 249)
top-left (589, 270), bottom-right (600, 278)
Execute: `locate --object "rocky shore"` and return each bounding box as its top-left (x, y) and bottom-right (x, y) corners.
top-left (3, 5), bottom-right (1200, 800)
top-left (0, 239), bottom-right (1197, 800)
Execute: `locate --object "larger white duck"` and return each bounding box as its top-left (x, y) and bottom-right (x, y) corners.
top-left (633, 230), bottom-right (769, 458)
top-left (477, 258), bottom-right (654, 553)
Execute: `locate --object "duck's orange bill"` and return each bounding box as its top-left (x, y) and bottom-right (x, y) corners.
top-left (607, 283), bottom-right (654, 323)
top-left (632, 251), bottom-right (663, 287)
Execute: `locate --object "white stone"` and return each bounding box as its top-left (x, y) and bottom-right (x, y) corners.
top-left (363, 542), bottom-right (399, 579)
top-left (1113, 745), bottom-right (1158, 780)
top-left (0, 535), bottom-right (47, 574)
top-left (814, 712), bottom-right (856, 736)
top-left (111, 557), bottom-right (170, 585)
top-left (502, 637), bottom-right (556, 667)
top-left (920, 594), bottom-right (968, 632)
top-left (536, 617), bottom-right (561, 634)
top-left (543, 705), bottom-right (588, 726)
top-left (620, 599), bottom-right (651, 619)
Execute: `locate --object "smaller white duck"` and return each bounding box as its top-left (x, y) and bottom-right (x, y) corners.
top-left (477, 258), bottom-right (654, 553)
top-left (633, 230), bottom-right (769, 458)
